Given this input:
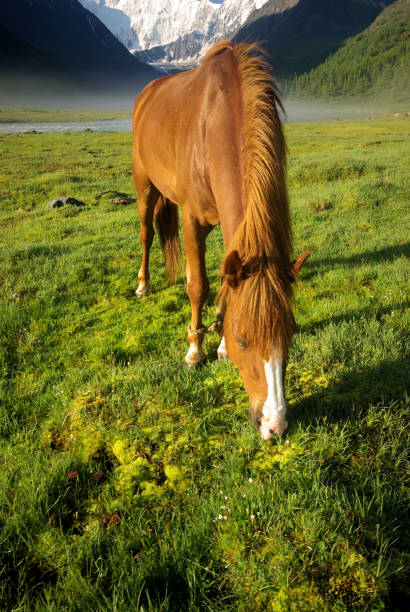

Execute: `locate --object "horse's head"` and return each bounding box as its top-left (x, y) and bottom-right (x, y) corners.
top-left (220, 249), bottom-right (310, 439)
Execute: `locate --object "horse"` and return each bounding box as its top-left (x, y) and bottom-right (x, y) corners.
top-left (132, 40), bottom-right (309, 439)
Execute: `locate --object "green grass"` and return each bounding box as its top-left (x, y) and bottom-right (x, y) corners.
top-left (0, 118), bottom-right (409, 610)
top-left (0, 105), bottom-right (131, 123)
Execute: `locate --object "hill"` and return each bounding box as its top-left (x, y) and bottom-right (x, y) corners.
top-left (234, 0), bottom-right (396, 78)
top-left (286, 0), bottom-right (409, 102)
top-left (0, 0), bottom-right (158, 104)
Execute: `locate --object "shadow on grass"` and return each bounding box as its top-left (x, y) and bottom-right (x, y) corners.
top-left (303, 242), bottom-right (410, 280)
top-left (10, 244), bottom-right (71, 264)
top-left (138, 556), bottom-right (236, 612)
top-left (0, 551), bottom-right (58, 607)
top-left (290, 357), bottom-right (409, 429)
top-left (298, 300), bottom-right (408, 334)
top-left (289, 358), bottom-right (409, 610)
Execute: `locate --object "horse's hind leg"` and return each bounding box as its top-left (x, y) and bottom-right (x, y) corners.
top-left (182, 211), bottom-right (211, 367)
top-left (135, 181), bottom-right (160, 298)
top-left (217, 336), bottom-right (229, 361)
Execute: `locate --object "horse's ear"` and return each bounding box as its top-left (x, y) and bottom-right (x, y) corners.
top-left (224, 250), bottom-right (244, 288)
top-left (288, 250), bottom-right (310, 281)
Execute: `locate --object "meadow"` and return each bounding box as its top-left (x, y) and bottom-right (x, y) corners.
top-left (0, 117), bottom-right (408, 610)
top-left (0, 106), bottom-right (131, 124)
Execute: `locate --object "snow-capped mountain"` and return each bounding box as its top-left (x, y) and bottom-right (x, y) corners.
top-left (79, 0), bottom-right (270, 65)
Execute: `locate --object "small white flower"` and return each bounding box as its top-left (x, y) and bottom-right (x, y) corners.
top-left (218, 514), bottom-right (222, 520)
top-left (248, 478), bottom-right (253, 483)
top-left (223, 516), bottom-right (227, 520)
top-left (224, 496), bottom-right (228, 501)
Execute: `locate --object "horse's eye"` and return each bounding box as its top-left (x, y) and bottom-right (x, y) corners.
top-left (232, 324), bottom-right (247, 349)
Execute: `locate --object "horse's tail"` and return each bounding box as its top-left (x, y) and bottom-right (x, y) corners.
top-left (154, 196), bottom-right (181, 284)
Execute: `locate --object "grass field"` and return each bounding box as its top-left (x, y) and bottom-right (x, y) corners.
top-left (0, 106), bottom-right (131, 124)
top-left (0, 118), bottom-right (409, 610)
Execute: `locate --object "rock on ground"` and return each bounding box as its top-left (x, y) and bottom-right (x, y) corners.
top-left (46, 197), bottom-right (86, 210)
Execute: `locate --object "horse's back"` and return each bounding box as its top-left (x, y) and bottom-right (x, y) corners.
top-left (132, 72), bottom-right (191, 202)
top-left (132, 42), bottom-right (246, 229)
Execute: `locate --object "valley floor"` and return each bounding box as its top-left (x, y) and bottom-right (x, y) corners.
top-left (0, 118), bottom-right (408, 610)
top-left (0, 105), bottom-right (131, 124)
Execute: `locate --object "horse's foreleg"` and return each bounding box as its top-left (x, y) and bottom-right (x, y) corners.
top-left (135, 184), bottom-right (159, 298)
top-left (182, 214), bottom-right (211, 367)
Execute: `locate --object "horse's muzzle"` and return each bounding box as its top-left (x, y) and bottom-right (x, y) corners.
top-left (249, 403), bottom-right (288, 439)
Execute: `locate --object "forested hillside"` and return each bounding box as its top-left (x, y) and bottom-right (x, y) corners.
top-left (286, 0), bottom-right (409, 102)
top-left (235, 0), bottom-right (394, 78)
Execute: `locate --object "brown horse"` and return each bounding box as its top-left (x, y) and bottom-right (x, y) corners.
top-left (132, 40), bottom-right (309, 439)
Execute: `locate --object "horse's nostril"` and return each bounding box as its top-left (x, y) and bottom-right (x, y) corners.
top-left (256, 416), bottom-right (262, 427)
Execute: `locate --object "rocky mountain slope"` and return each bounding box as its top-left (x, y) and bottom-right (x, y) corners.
top-left (79, 0), bottom-right (273, 65)
top-left (79, 0), bottom-right (397, 74)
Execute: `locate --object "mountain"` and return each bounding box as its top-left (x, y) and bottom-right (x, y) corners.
top-left (234, 0), bottom-right (397, 78)
top-left (79, 0), bottom-right (272, 66)
top-left (286, 0), bottom-right (409, 101)
top-left (0, 22), bottom-right (67, 79)
top-left (0, 0), bottom-right (159, 103)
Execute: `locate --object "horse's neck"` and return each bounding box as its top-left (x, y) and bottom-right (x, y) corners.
top-left (221, 206), bottom-right (246, 251)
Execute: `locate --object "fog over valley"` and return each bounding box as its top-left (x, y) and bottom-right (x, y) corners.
top-left (0, 1), bottom-right (407, 121)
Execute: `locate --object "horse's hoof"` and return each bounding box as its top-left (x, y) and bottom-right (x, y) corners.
top-left (186, 360), bottom-right (202, 369)
top-left (135, 284), bottom-right (149, 298)
top-left (185, 356), bottom-right (206, 368)
top-left (185, 347), bottom-right (206, 368)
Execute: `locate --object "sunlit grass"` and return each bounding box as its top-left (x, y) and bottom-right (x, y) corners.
top-left (0, 118), bottom-right (409, 610)
top-left (0, 105), bottom-right (131, 123)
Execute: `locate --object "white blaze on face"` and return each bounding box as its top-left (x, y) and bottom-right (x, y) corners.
top-left (260, 352), bottom-right (288, 439)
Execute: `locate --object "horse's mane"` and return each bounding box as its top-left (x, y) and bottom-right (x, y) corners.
top-left (214, 42), bottom-right (294, 356)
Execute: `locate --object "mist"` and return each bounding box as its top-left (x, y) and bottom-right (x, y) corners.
top-left (0, 72), bottom-right (151, 112)
top-left (1, 71), bottom-right (403, 122)
top-left (281, 98), bottom-right (383, 123)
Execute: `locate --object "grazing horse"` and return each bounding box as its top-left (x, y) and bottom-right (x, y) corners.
top-left (132, 40), bottom-right (309, 439)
